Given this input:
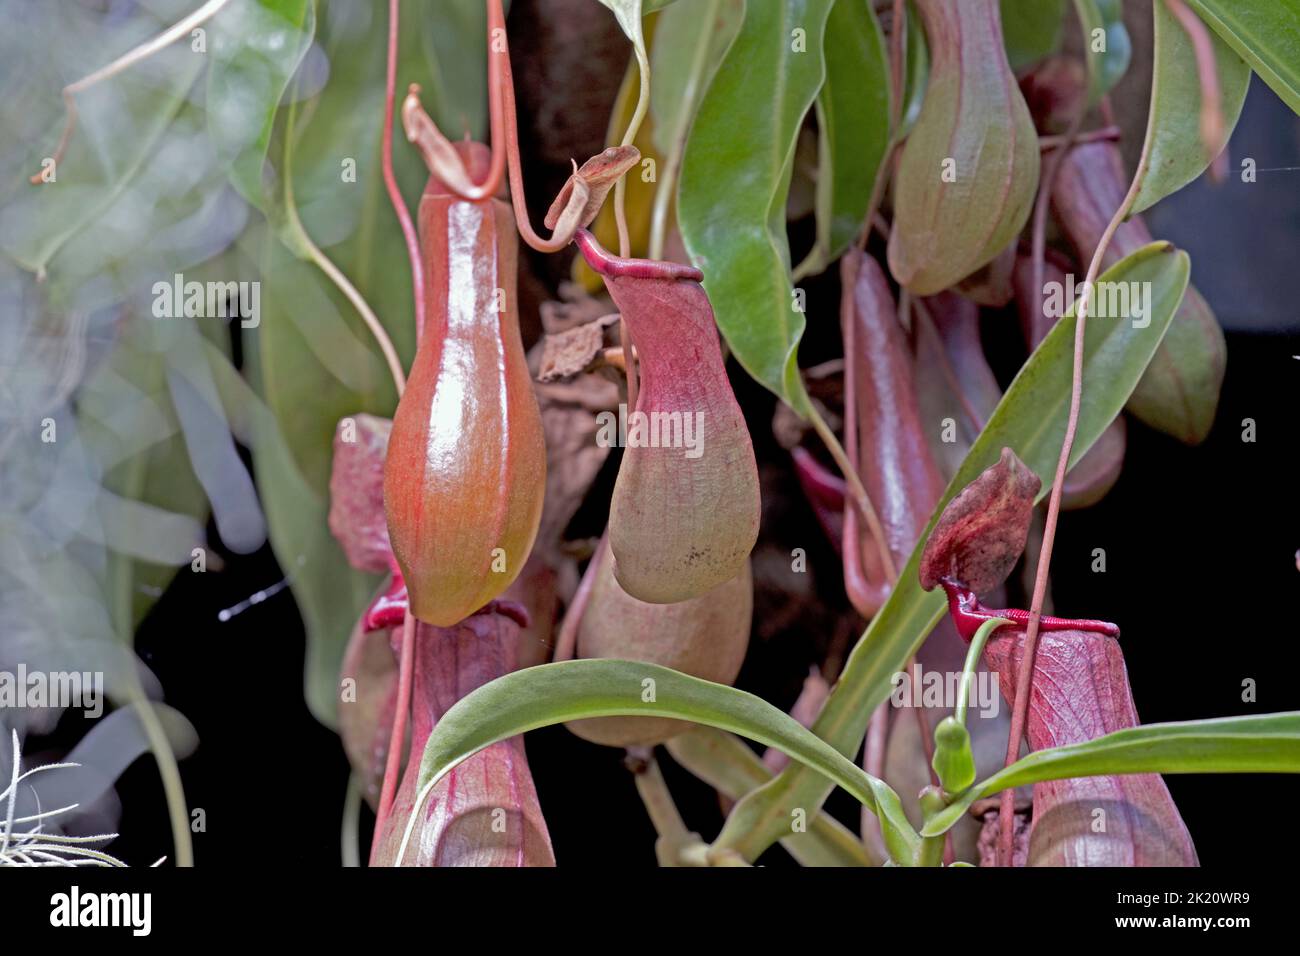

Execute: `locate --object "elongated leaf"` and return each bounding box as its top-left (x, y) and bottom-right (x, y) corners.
top-left (208, 0), bottom-right (314, 211)
top-left (1185, 0), bottom-right (1300, 116)
top-left (923, 712), bottom-right (1300, 836)
top-left (678, 0), bottom-right (836, 416)
top-left (664, 727), bottom-right (874, 866)
top-left (1072, 0), bottom-right (1131, 106)
top-left (649, 0), bottom-right (743, 162)
top-left (714, 241), bottom-right (1190, 860)
top-left (410, 659), bottom-right (921, 864)
top-left (1131, 0), bottom-right (1251, 214)
top-left (793, 0), bottom-right (890, 280)
top-left (1001, 0), bottom-right (1066, 72)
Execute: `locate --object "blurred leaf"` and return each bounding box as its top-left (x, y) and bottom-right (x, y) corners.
top-left (208, 0), bottom-right (314, 213)
top-left (1185, 0), bottom-right (1300, 115)
top-left (1072, 0), bottom-right (1131, 106)
top-left (1131, 0), bottom-right (1250, 214)
top-left (412, 659), bottom-right (922, 864)
top-left (923, 712), bottom-right (1300, 836)
top-left (793, 0), bottom-right (890, 280)
top-left (678, 0), bottom-right (836, 416)
top-left (715, 241), bottom-right (1190, 860)
top-left (1001, 0), bottom-right (1066, 72)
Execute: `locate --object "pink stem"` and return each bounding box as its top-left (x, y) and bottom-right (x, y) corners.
top-left (383, 0), bottom-right (426, 342)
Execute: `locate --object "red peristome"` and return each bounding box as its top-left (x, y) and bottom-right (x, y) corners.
top-left (940, 579), bottom-right (1119, 642)
top-left (573, 229), bottom-right (704, 282)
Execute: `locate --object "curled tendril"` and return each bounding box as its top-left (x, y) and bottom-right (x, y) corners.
top-left (401, 0), bottom-right (639, 253)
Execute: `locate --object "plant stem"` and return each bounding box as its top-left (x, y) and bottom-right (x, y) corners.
top-left (627, 747), bottom-right (696, 861)
top-left (372, 612), bottom-right (416, 855)
top-left (383, 0), bottom-right (426, 345)
top-left (648, 0), bottom-right (720, 261)
top-left (133, 698), bottom-right (194, 867)
top-left (808, 404), bottom-right (898, 585)
top-left (955, 617), bottom-right (1010, 725)
top-left (283, 89), bottom-right (407, 396)
top-left (613, 35), bottom-right (650, 414)
top-left (996, 148), bottom-right (1146, 867)
top-left (341, 772), bottom-right (362, 867)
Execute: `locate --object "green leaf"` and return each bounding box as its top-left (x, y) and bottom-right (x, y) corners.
top-left (792, 0), bottom-right (891, 281)
top-left (1184, 0), bottom-right (1300, 116)
top-left (407, 659), bottom-right (921, 864)
top-left (1131, 0), bottom-right (1251, 214)
top-left (1001, 0), bottom-right (1066, 72)
top-left (208, 0), bottom-right (314, 212)
top-left (678, 0), bottom-right (836, 416)
top-left (923, 712), bottom-right (1300, 836)
top-left (714, 241), bottom-right (1191, 861)
top-left (418, 0), bottom-right (498, 141)
top-left (1073, 0), bottom-right (1132, 105)
top-left (664, 727), bottom-right (876, 866)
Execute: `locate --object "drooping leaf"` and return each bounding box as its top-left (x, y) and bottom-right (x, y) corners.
top-left (678, 0), bottom-right (837, 416)
top-left (793, 0), bottom-right (891, 280)
top-left (1000, 0), bottom-right (1066, 72)
top-left (1184, 0), bottom-right (1300, 116)
top-left (1130, 0), bottom-right (1252, 214)
top-left (1072, 0), bottom-right (1132, 106)
top-left (409, 659), bottom-right (922, 864)
top-left (924, 712), bottom-right (1300, 837)
top-left (714, 241), bottom-right (1190, 861)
